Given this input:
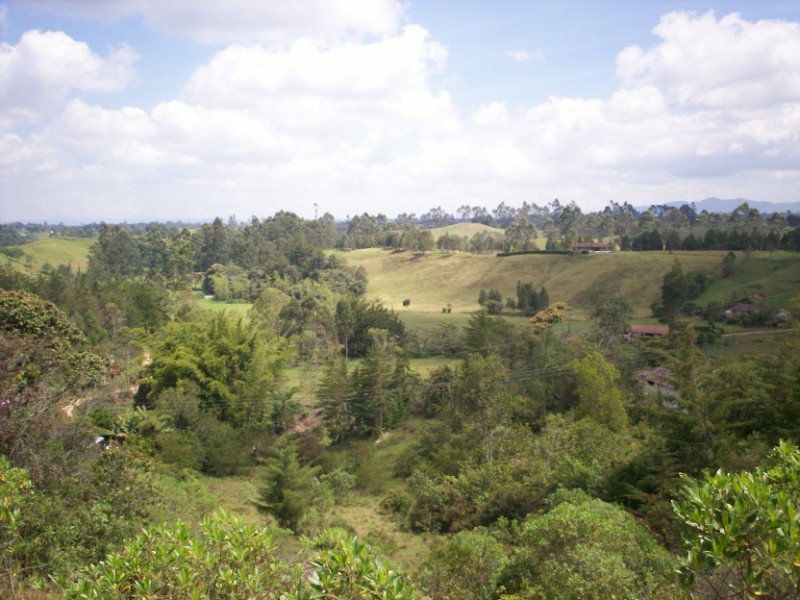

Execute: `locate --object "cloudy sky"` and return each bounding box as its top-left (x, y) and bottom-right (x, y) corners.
top-left (1, 0), bottom-right (798, 224)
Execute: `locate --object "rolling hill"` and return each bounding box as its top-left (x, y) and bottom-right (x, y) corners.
top-left (336, 248), bottom-right (800, 328)
top-left (427, 222), bottom-right (505, 240)
top-left (1, 237), bottom-right (94, 273)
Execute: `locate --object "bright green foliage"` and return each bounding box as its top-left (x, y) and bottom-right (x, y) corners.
top-left (572, 351), bottom-right (628, 432)
top-left (422, 529), bottom-right (505, 599)
top-left (258, 441), bottom-right (319, 529)
top-left (145, 312), bottom-right (291, 428)
top-left (306, 528), bottom-right (412, 599)
top-left (66, 510), bottom-right (302, 599)
top-left (0, 456), bottom-right (34, 595)
top-left (501, 494), bottom-right (674, 599)
top-left (673, 440), bottom-right (800, 599)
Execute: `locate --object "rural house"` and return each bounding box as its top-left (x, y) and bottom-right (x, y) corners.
top-left (626, 324), bottom-right (670, 340)
top-left (725, 303), bottom-right (788, 320)
top-left (571, 242), bottom-right (613, 254)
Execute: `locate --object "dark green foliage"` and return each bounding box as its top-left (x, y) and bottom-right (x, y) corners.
top-left (655, 259), bottom-right (689, 317)
top-left (257, 441), bottom-right (319, 529)
top-left (464, 311), bottom-right (515, 358)
top-left (484, 298), bottom-right (503, 314)
top-left (2, 447), bottom-right (158, 588)
top-left (721, 250), bottom-right (737, 278)
top-left (335, 295), bottom-right (405, 359)
top-left (632, 228), bottom-right (663, 251)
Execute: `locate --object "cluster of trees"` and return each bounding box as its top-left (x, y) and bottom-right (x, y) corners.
top-left (477, 282), bottom-right (550, 316)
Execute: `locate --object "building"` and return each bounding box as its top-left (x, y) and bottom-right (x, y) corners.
top-left (725, 303), bottom-right (788, 320)
top-left (572, 242), bottom-right (613, 254)
top-left (626, 324), bottom-right (670, 340)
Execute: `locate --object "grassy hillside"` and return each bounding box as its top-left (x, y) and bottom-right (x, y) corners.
top-left (337, 248), bottom-right (799, 327)
top-left (700, 253), bottom-right (800, 309)
top-left (427, 222), bottom-right (505, 240)
top-left (0, 237), bottom-right (94, 272)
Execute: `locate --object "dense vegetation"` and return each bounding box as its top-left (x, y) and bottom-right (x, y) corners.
top-left (1, 200), bottom-right (799, 599)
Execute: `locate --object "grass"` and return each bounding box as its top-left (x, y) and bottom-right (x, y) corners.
top-left (195, 296), bottom-right (253, 320)
top-left (427, 222), bottom-right (505, 240)
top-left (198, 467), bottom-right (266, 526)
top-left (708, 328), bottom-right (798, 360)
top-left (0, 237), bottom-right (94, 272)
top-left (338, 248), bottom-right (738, 322)
top-left (698, 252), bottom-right (800, 309)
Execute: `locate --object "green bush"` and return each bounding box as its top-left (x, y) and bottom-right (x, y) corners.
top-left (500, 496), bottom-right (675, 599)
top-left (66, 510), bottom-right (302, 599)
top-left (422, 529), bottom-right (504, 599)
top-left (306, 528), bottom-right (412, 599)
top-left (673, 440), bottom-right (800, 598)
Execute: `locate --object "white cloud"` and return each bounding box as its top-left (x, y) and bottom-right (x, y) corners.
top-left (1, 10), bottom-right (799, 223)
top-left (617, 11), bottom-right (800, 109)
top-left (182, 25), bottom-right (447, 106)
top-left (506, 49), bottom-right (544, 63)
top-left (26, 0), bottom-right (404, 43)
top-left (0, 30), bottom-right (138, 127)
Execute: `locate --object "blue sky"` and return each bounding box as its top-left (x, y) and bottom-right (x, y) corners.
top-left (1, 0), bottom-right (798, 224)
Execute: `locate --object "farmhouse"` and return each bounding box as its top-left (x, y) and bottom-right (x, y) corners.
top-left (572, 242), bottom-right (613, 254)
top-left (725, 303), bottom-right (788, 320)
top-left (626, 324), bottom-right (670, 340)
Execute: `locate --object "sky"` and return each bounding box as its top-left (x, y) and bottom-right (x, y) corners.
top-left (1, 0), bottom-right (799, 224)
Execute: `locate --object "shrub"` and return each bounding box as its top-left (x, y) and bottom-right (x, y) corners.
top-left (66, 510), bottom-right (301, 599)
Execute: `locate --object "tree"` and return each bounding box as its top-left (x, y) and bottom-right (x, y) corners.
top-left (348, 329), bottom-right (416, 437)
top-left (721, 251), bottom-right (737, 278)
top-left (500, 493), bottom-right (674, 599)
top-left (422, 529), bottom-right (504, 600)
top-left (673, 441), bottom-right (800, 599)
top-left (144, 313), bottom-right (290, 429)
top-left (659, 259), bottom-right (689, 317)
top-left (572, 351), bottom-right (628, 432)
top-left (590, 292), bottom-right (633, 345)
top-left (257, 442), bottom-right (318, 530)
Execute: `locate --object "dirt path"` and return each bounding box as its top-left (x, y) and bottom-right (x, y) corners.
top-left (721, 329), bottom-right (795, 338)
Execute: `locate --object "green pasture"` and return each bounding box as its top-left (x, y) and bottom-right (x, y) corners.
top-left (338, 248), bottom-right (740, 322)
top-left (428, 222), bottom-right (505, 240)
top-left (698, 252), bottom-right (800, 309)
top-left (195, 296), bottom-right (253, 320)
top-left (0, 237), bottom-right (94, 272)
top-left (707, 329), bottom-right (798, 360)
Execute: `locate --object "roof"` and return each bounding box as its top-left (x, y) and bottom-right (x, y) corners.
top-left (728, 302), bottom-right (781, 314)
top-left (572, 242), bottom-right (612, 249)
top-left (628, 324), bottom-right (670, 335)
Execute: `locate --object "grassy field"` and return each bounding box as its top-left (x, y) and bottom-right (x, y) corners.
top-left (428, 222), bottom-right (505, 240)
top-left (699, 253), bottom-right (800, 309)
top-left (335, 248), bottom-right (762, 324)
top-left (1, 237), bottom-right (94, 272)
top-left (195, 296), bottom-right (254, 320)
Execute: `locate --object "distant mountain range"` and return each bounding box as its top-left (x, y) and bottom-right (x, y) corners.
top-left (636, 197), bottom-right (800, 213)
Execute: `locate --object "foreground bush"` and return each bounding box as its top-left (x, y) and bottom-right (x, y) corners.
top-left (673, 440), bottom-right (800, 599)
top-left (67, 510), bottom-right (302, 599)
